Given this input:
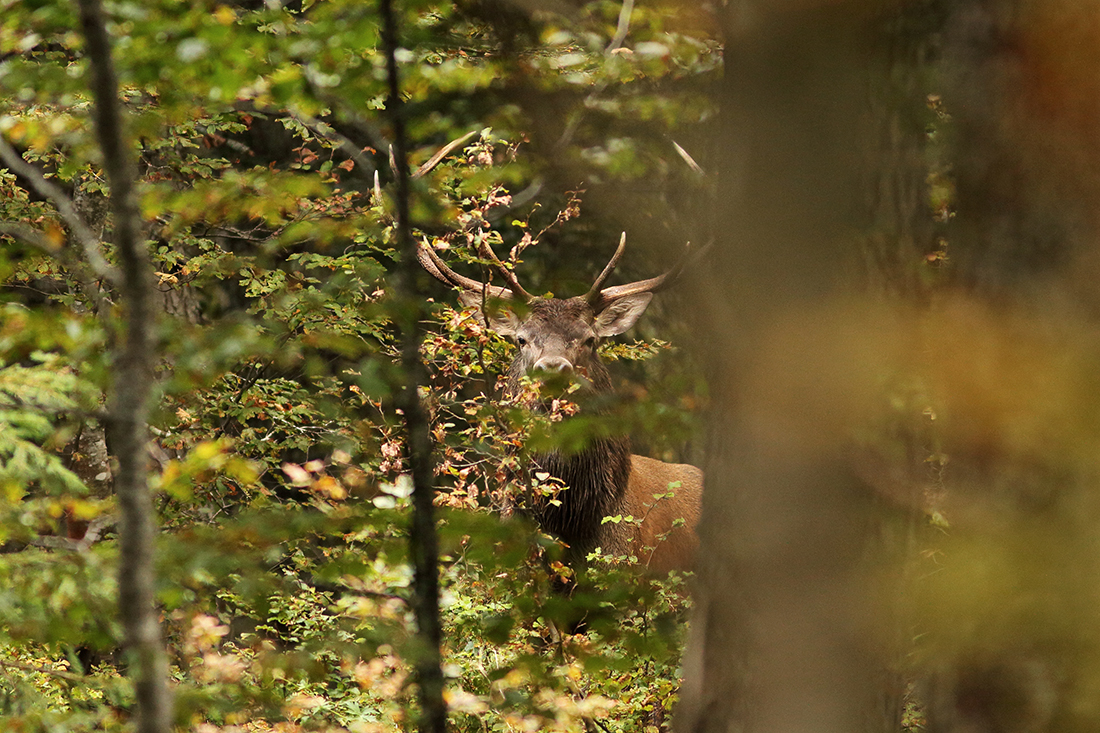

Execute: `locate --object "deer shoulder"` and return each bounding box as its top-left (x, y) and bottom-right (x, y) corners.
top-left (622, 455), bottom-right (702, 574)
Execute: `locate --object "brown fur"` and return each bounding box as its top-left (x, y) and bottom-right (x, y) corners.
top-left (623, 455), bottom-right (702, 573)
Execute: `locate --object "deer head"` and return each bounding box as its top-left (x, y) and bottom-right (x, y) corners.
top-left (418, 234), bottom-right (691, 394)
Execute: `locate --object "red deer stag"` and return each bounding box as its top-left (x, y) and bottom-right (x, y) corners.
top-left (419, 235), bottom-right (702, 574)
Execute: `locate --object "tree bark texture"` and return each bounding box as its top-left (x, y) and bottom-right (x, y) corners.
top-left (861, 5), bottom-right (949, 731)
top-left (75, 1), bottom-right (173, 731)
top-left (863, 1), bottom-right (946, 300)
top-left (676, 4), bottom-right (885, 733)
top-left (379, 0), bottom-right (447, 731)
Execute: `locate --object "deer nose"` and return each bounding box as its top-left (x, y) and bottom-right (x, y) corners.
top-left (534, 356), bottom-right (573, 374)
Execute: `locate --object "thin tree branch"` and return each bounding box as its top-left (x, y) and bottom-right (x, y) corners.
top-left (0, 136), bottom-right (120, 286)
top-left (0, 658), bottom-right (85, 683)
top-left (74, 2), bottom-right (172, 733)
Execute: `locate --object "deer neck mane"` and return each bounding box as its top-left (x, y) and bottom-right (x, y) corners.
top-left (528, 436), bottom-right (632, 552)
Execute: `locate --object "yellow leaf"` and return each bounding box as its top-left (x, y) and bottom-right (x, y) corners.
top-left (194, 441), bottom-right (222, 461)
top-left (213, 5), bottom-right (236, 24)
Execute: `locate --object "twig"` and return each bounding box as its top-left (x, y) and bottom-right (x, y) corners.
top-left (0, 136), bottom-right (120, 286)
top-left (0, 658), bottom-right (84, 683)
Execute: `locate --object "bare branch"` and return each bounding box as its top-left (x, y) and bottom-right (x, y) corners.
top-left (0, 222), bottom-right (60, 254)
top-left (0, 136), bottom-right (120, 285)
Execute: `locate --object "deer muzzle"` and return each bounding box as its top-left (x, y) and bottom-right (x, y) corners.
top-left (533, 356), bottom-right (573, 374)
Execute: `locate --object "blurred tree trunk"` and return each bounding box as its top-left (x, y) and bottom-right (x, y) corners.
top-left (676, 4), bottom-right (886, 732)
top-left (918, 2), bottom-right (1100, 732)
top-left (862, 4), bottom-right (947, 731)
top-left (77, 0), bottom-right (172, 731)
top-left (864, 1), bottom-right (946, 299)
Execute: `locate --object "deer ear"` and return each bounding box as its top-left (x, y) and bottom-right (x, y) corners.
top-left (593, 293), bottom-right (653, 337)
top-left (459, 290), bottom-right (521, 336)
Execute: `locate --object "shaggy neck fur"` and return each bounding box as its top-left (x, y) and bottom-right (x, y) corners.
top-left (506, 351), bottom-right (632, 559)
top-left (530, 438), bottom-right (632, 558)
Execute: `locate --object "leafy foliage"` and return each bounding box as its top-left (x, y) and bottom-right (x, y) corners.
top-left (0, 0), bottom-right (711, 729)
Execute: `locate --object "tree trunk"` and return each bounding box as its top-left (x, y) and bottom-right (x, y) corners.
top-left (76, 1), bottom-right (173, 731)
top-left (677, 4), bottom-right (885, 732)
top-left (379, 0), bottom-right (447, 731)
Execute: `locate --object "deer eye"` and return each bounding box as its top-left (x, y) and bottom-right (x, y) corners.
top-left (583, 336), bottom-right (598, 349)
top-left (515, 335), bottom-right (529, 347)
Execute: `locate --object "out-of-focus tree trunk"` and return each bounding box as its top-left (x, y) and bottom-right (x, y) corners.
top-left (676, 4), bottom-right (887, 732)
top-left (864, 1), bottom-right (945, 300)
top-left (916, 2), bottom-right (1100, 732)
top-left (862, 4), bottom-right (947, 731)
top-left (76, 0), bottom-right (172, 731)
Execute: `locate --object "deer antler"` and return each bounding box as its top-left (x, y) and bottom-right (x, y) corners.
top-left (416, 238), bottom-right (531, 302)
top-left (589, 239), bottom-right (711, 310)
top-left (584, 232), bottom-right (627, 305)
